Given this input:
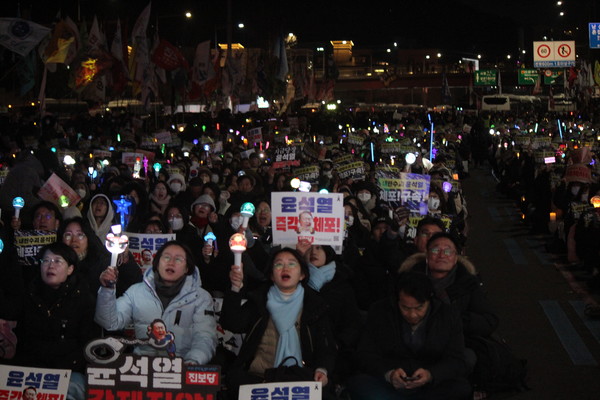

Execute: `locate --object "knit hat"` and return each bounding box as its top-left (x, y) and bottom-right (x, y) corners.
top-left (167, 173), bottom-right (187, 192)
top-left (191, 194), bottom-right (216, 212)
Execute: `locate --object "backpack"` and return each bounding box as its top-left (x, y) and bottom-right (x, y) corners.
top-left (467, 334), bottom-right (529, 394)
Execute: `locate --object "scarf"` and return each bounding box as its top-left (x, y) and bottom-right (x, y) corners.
top-left (154, 275), bottom-right (186, 310)
top-left (150, 194), bottom-right (171, 213)
top-left (190, 215), bottom-right (209, 229)
top-left (429, 265), bottom-right (457, 304)
top-left (267, 284), bottom-right (304, 367)
top-left (307, 261), bottom-right (336, 291)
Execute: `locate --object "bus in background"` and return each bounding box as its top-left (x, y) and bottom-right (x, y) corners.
top-left (480, 94), bottom-right (542, 113)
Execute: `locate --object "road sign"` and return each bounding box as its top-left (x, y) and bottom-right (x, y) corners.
top-left (518, 69), bottom-right (538, 85)
top-left (533, 41), bottom-right (576, 68)
top-left (590, 23), bottom-right (600, 49)
top-left (474, 69), bottom-right (497, 86)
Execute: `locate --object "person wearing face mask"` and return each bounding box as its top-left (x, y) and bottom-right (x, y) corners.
top-left (167, 173), bottom-right (187, 196)
top-left (353, 182), bottom-right (379, 225)
top-left (86, 194), bottom-right (115, 244)
top-left (163, 205), bottom-right (203, 267)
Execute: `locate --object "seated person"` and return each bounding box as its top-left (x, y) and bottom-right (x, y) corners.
top-left (348, 271), bottom-right (471, 400)
top-left (95, 240), bottom-right (217, 365)
top-left (219, 248), bottom-right (336, 399)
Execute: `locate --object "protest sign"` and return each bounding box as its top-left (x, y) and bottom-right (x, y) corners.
top-left (293, 165), bottom-right (320, 184)
top-left (273, 146), bottom-right (300, 169)
top-left (14, 230), bottom-right (57, 265)
top-left (126, 232), bottom-right (176, 272)
top-left (247, 127), bottom-right (263, 144)
top-left (377, 172), bottom-right (430, 214)
top-left (37, 173), bottom-right (81, 208)
top-left (87, 355), bottom-right (220, 400)
top-left (239, 382), bottom-right (322, 400)
top-left (336, 161), bottom-right (366, 181)
top-left (0, 365), bottom-right (71, 400)
top-left (271, 192), bottom-right (344, 251)
top-left (405, 215), bottom-right (452, 240)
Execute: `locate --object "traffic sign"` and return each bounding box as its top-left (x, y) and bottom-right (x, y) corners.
top-left (590, 23), bottom-right (600, 49)
top-left (518, 69), bottom-right (538, 85)
top-left (533, 41), bottom-right (576, 68)
top-left (474, 69), bottom-right (497, 86)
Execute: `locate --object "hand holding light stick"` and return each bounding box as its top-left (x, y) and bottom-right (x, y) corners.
top-left (12, 197), bottom-right (24, 219)
top-left (229, 233), bottom-right (247, 267)
top-left (240, 202), bottom-right (255, 230)
top-left (105, 224), bottom-right (129, 286)
top-left (204, 232), bottom-right (217, 256)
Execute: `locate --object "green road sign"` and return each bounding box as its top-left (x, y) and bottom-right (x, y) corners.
top-left (543, 69), bottom-right (563, 85)
top-left (474, 69), bottom-right (497, 86)
top-left (518, 69), bottom-right (538, 85)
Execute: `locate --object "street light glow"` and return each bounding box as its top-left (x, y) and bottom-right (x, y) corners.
top-left (185, 11), bottom-right (192, 18)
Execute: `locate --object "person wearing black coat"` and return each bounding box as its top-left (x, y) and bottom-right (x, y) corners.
top-left (9, 242), bottom-right (101, 400)
top-left (348, 271), bottom-right (471, 400)
top-left (297, 243), bottom-right (362, 385)
top-left (219, 248), bottom-right (336, 400)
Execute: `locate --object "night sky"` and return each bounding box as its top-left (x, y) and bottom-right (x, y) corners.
top-left (2, 0), bottom-right (598, 58)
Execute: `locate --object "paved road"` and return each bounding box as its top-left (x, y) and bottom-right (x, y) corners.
top-left (461, 166), bottom-right (600, 399)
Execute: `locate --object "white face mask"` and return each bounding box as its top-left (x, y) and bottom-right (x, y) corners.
top-left (75, 188), bottom-right (87, 198)
top-left (570, 186), bottom-right (581, 196)
top-left (323, 170), bottom-right (333, 179)
top-left (357, 193), bottom-right (371, 203)
top-left (230, 215), bottom-right (244, 231)
top-left (428, 197), bottom-right (441, 210)
top-left (169, 217), bottom-right (184, 231)
top-left (211, 174), bottom-right (220, 183)
top-left (170, 183), bottom-right (182, 193)
top-left (346, 215), bottom-right (354, 227)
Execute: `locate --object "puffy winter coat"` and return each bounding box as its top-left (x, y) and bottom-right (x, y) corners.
top-left (95, 267), bottom-right (217, 364)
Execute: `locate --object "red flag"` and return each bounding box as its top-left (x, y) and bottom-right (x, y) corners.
top-left (151, 39), bottom-right (187, 71)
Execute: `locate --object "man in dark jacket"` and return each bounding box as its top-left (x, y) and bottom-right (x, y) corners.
top-left (348, 271), bottom-right (471, 400)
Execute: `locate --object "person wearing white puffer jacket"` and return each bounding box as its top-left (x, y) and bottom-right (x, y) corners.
top-left (95, 240), bottom-right (217, 365)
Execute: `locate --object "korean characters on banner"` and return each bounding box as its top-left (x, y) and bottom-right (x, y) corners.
top-left (273, 146), bottom-right (300, 170)
top-left (377, 171), bottom-right (431, 215)
top-left (238, 382), bottom-right (322, 400)
top-left (14, 231), bottom-right (57, 266)
top-left (336, 161), bottom-right (366, 182)
top-left (247, 127), bottom-right (263, 145)
top-left (87, 356), bottom-right (220, 400)
top-left (0, 365), bottom-right (71, 400)
top-left (271, 192), bottom-right (345, 252)
top-left (292, 165), bottom-right (321, 184)
top-left (126, 232), bottom-right (176, 273)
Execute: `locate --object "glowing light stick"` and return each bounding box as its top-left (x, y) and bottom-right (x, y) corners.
top-left (240, 202), bottom-right (255, 229)
top-left (153, 162), bottom-right (161, 178)
top-left (204, 232), bottom-right (217, 256)
top-left (290, 178), bottom-right (300, 190)
top-left (113, 196), bottom-right (132, 228)
top-left (557, 119), bottom-right (563, 140)
top-left (133, 157), bottom-right (141, 179)
top-left (143, 157), bottom-right (148, 177)
top-left (59, 195), bottom-right (70, 208)
top-left (229, 232), bottom-right (247, 266)
top-left (105, 225), bottom-right (129, 279)
top-left (591, 196), bottom-right (600, 209)
top-left (442, 181), bottom-right (453, 193)
top-left (12, 197), bottom-right (24, 218)
top-left (0, 238), bottom-right (4, 254)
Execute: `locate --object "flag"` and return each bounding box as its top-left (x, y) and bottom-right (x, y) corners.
top-left (110, 18), bottom-right (128, 95)
top-left (273, 35), bottom-right (288, 81)
top-left (441, 72), bottom-right (451, 104)
top-left (17, 50), bottom-right (37, 96)
top-left (43, 18), bottom-right (79, 64)
top-left (594, 61), bottom-right (600, 86)
top-left (151, 39), bottom-right (187, 71)
top-left (87, 15), bottom-right (103, 53)
top-left (532, 72), bottom-right (542, 95)
top-left (0, 18), bottom-right (50, 56)
top-left (192, 40), bottom-right (211, 86)
top-left (151, 29), bottom-right (166, 83)
top-left (497, 70), bottom-right (502, 94)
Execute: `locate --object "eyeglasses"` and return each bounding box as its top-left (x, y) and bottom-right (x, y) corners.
top-left (160, 254), bottom-right (186, 266)
top-left (428, 247), bottom-right (456, 256)
top-left (41, 257), bottom-right (66, 266)
top-left (273, 261), bottom-right (299, 270)
top-left (257, 208), bottom-right (271, 213)
top-left (63, 232), bottom-right (86, 241)
top-left (34, 213), bottom-right (54, 221)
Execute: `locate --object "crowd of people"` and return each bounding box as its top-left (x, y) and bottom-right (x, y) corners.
top-left (0, 103), bottom-right (599, 400)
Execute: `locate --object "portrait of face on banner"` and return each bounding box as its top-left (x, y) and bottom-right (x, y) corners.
top-left (125, 232), bottom-right (176, 272)
top-left (271, 192), bottom-right (344, 252)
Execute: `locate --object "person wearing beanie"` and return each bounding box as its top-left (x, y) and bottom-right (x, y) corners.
top-left (190, 194), bottom-right (217, 238)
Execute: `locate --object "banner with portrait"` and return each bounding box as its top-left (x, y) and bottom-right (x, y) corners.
top-left (125, 232), bottom-right (176, 273)
top-left (271, 192), bottom-right (344, 252)
top-left (0, 365), bottom-right (71, 400)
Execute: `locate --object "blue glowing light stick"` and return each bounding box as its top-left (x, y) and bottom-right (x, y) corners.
top-left (557, 119), bottom-right (563, 140)
top-left (113, 196), bottom-right (133, 228)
